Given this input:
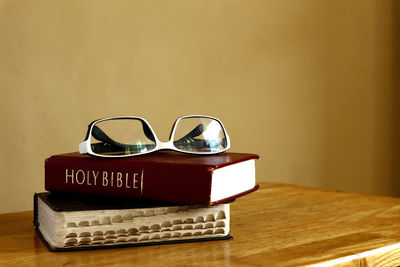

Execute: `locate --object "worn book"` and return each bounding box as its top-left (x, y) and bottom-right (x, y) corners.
top-left (34, 192), bottom-right (232, 252)
top-left (45, 151), bottom-right (259, 205)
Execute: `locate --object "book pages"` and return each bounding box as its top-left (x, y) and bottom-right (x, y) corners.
top-left (37, 197), bottom-right (230, 249)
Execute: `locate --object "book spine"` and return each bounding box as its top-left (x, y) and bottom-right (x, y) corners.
top-left (33, 193), bottom-right (38, 227)
top-left (45, 157), bottom-right (213, 205)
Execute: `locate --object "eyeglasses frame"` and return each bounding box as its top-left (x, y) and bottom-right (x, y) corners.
top-left (79, 115), bottom-right (231, 158)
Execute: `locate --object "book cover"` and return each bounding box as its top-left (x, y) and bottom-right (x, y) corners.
top-left (45, 151), bottom-right (259, 205)
top-left (34, 192), bottom-right (232, 251)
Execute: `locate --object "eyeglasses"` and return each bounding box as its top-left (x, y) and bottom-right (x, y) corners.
top-left (79, 115), bottom-right (231, 158)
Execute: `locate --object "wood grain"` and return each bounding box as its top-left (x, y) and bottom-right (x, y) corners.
top-left (2, 183), bottom-right (400, 266)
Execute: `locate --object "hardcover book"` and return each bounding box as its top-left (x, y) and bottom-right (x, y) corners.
top-left (34, 192), bottom-right (232, 252)
top-left (45, 151), bottom-right (259, 205)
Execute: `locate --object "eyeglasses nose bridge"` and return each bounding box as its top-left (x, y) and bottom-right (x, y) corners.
top-left (158, 140), bottom-right (174, 150)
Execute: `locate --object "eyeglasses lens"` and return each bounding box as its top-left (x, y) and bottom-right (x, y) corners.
top-left (173, 117), bottom-right (227, 153)
top-left (90, 119), bottom-right (156, 156)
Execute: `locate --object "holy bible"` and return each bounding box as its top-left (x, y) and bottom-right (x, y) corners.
top-left (45, 151), bottom-right (259, 205)
top-left (34, 192), bottom-right (231, 251)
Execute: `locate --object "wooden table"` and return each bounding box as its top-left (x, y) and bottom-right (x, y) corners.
top-left (2, 183), bottom-right (400, 266)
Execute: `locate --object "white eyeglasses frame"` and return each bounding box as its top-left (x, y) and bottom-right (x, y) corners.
top-left (79, 115), bottom-right (231, 158)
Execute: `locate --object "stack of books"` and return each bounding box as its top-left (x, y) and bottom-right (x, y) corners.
top-left (34, 151), bottom-right (259, 251)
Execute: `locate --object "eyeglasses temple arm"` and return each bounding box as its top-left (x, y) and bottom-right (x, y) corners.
top-left (91, 125), bottom-right (133, 150)
top-left (91, 125), bottom-right (119, 145)
top-left (173, 123), bottom-right (229, 149)
top-left (174, 124), bottom-right (204, 143)
top-left (90, 125), bottom-right (155, 153)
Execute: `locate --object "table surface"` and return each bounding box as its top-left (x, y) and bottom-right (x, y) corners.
top-left (2, 182), bottom-right (400, 266)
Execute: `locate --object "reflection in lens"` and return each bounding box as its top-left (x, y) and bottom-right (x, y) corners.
top-left (173, 117), bottom-right (227, 153)
top-left (90, 119), bottom-right (156, 156)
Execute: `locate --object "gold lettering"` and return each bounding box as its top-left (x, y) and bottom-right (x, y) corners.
top-left (117, 172), bottom-right (122, 187)
top-left (92, 171), bottom-right (99, 186)
top-left (102, 171), bottom-right (108, 186)
top-left (76, 170), bottom-right (85, 185)
top-left (86, 170), bottom-right (92, 185)
top-left (133, 173), bottom-right (139, 189)
top-left (125, 173), bottom-right (131, 188)
top-left (65, 169), bottom-right (74, 184)
top-left (140, 169), bottom-right (144, 194)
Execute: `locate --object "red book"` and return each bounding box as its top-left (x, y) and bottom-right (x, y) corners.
top-left (45, 151), bottom-right (259, 205)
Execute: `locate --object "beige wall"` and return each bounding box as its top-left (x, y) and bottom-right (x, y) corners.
top-left (1, 0), bottom-right (399, 213)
